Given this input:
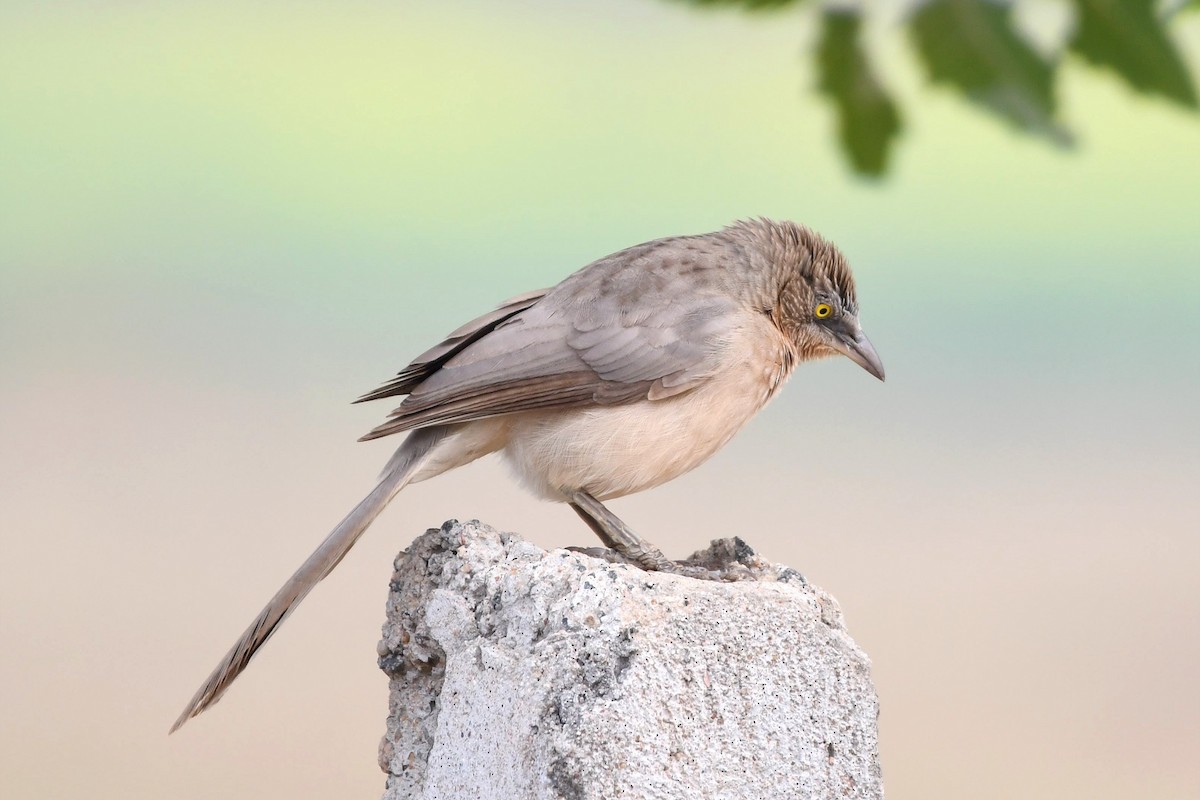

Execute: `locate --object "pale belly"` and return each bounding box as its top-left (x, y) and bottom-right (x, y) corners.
top-left (502, 353), bottom-right (788, 501)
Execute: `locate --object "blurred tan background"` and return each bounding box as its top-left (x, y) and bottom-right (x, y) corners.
top-left (1, 2), bottom-right (1197, 799)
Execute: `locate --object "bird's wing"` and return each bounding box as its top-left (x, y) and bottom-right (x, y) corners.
top-left (354, 289), bottom-right (549, 404)
top-left (358, 279), bottom-right (741, 441)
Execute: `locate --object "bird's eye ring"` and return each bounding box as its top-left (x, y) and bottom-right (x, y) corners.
top-left (815, 303), bottom-right (833, 319)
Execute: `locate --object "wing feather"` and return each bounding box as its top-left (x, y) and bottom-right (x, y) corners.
top-left (354, 289), bottom-right (549, 404)
top-left (358, 239), bottom-right (744, 441)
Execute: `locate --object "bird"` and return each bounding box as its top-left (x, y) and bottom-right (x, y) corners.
top-left (170, 217), bottom-right (884, 732)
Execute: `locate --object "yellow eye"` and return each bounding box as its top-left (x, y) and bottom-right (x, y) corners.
top-left (815, 303), bottom-right (833, 319)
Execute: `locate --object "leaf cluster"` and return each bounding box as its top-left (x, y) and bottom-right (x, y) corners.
top-left (671, 0), bottom-right (1199, 175)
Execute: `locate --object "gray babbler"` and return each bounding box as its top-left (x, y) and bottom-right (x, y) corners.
top-left (171, 217), bottom-right (884, 732)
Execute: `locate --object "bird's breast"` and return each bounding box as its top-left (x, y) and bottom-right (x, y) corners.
top-left (503, 320), bottom-right (795, 501)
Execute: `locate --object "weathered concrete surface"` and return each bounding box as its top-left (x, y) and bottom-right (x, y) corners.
top-left (378, 520), bottom-right (882, 800)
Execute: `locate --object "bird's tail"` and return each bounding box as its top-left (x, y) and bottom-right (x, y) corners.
top-left (169, 425), bottom-right (451, 733)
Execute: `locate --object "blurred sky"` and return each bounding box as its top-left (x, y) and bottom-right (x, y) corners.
top-left (1, 2), bottom-right (1198, 799)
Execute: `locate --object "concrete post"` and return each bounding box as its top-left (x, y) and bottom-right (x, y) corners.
top-left (378, 520), bottom-right (882, 800)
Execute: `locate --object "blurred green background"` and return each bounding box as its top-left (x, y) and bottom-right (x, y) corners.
top-left (1, 2), bottom-right (1197, 799)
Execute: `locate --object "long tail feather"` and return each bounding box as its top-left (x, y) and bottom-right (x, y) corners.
top-left (169, 426), bottom-right (450, 733)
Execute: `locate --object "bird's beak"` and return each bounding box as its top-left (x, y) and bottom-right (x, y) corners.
top-left (831, 329), bottom-right (885, 381)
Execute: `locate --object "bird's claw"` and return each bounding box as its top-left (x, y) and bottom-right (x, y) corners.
top-left (567, 539), bottom-right (770, 582)
top-left (565, 546), bottom-right (630, 564)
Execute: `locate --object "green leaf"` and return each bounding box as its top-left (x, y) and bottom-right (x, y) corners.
top-left (816, 10), bottom-right (903, 177)
top-left (1068, 0), bottom-right (1198, 108)
top-left (910, 0), bottom-right (1070, 143)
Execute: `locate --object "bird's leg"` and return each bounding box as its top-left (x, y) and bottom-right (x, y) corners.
top-left (568, 491), bottom-right (748, 581)
top-left (569, 492), bottom-right (672, 571)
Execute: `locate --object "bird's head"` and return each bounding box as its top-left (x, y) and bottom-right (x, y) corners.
top-left (784, 264), bottom-right (885, 382)
top-left (732, 218), bottom-right (885, 382)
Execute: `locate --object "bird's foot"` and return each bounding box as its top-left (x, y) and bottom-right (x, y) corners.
top-left (656, 559), bottom-right (755, 582)
top-left (567, 539), bottom-right (768, 582)
top-left (566, 546), bottom-right (632, 564)
top-left (566, 544), bottom-right (678, 573)
top-left (565, 493), bottom-right (783, 582)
